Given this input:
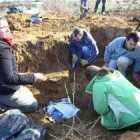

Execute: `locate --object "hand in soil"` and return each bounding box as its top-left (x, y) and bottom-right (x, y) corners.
top-left (34, 73), bottom-right (47, 82)
top-left (35, 77), bottom-right (47, 83)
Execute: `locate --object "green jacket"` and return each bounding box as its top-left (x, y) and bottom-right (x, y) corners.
top-left (85, 71), bottom-right (140, 130)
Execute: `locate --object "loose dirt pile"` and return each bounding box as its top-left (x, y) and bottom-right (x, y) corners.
top-left (6, 10), bottom-right (140, 139)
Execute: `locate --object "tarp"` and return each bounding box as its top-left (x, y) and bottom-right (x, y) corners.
top-left (0, 109), bottom-right (47, 140)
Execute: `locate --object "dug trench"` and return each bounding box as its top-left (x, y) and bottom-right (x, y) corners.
top-left (9, 11), bottom-right (140, 139)
top-left (13, 28), bottom-right (139, 140)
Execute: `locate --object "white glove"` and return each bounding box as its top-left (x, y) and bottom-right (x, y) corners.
top-left (34, 73), bottom-right (47, 82)
top-left (18, 73), bottom-right (24, 75)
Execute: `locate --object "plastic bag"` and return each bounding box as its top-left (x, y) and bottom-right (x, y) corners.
top-left (43, 98), bottom-right (80, 122)
top-left (0, 109), bottom-right (47, 140)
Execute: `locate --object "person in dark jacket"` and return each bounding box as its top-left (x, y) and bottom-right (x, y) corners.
top-left (0, 16), bottom-right (46, 113)
top-left (69, 28), bottom-right (99, 68)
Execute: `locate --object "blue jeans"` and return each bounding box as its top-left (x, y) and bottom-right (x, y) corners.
top-left (81, 0), bottom-right (88, 8)
top-left (76, 46), bottom-right (91, 65)
top-left (80, 0), bottom-right (88, 13)
top-left (108, 56), bottom-right (133, 76)
top-left (0, 86), bottom-right (38, 113)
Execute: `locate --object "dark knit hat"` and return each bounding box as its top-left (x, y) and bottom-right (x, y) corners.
top-left (85, 65), bottom-right (101, 81)
top-left (73, 28), bottom-right (83, 37)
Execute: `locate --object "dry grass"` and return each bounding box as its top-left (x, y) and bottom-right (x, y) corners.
top-left (1, 0), bottom-right (140, 16)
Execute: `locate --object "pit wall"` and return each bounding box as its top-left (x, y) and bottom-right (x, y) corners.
top-left (14, 26), bottom-right (133, 108)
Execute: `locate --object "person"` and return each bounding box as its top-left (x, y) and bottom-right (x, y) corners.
top-left (94, 0), bottom-right (106, 14)
top-left (0, 16), bottom-right (46, 113)
top-left (69, 28), bottom-right (99, 68)
top-left (85, 65), bottom-right (140, 130)
top-left (104, 31), bottom-right (140, 81)
top-left (80, 0), bottom-right (88, 19)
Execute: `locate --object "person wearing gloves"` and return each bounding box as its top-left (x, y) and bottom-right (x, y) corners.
top-left (69, 28), bottom-right (99, 68)
top-left (104, 31), bottom-right (140, 81)
top-left (85, 65), bottom-right (140, 130)
top-left (0, 16), bottom-right (46, 113)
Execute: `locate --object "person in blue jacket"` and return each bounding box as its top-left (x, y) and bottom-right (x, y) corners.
top-left (104, 31), bottom-right (140, 81)
top-left (69, 28), bottom-right (99, 68)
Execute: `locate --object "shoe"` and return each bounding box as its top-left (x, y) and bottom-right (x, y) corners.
top-left (0, 107), bottom-right (6, 114)
top-left (80, 13), bottom-right (86, 20)
top-left (102, 12), bottom-right (106, 15)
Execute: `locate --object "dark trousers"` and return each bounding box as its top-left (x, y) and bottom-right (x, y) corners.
top-left (88, 99), bottom-right (99, 116)
top-left (94, 0), bottom-right (106, 13)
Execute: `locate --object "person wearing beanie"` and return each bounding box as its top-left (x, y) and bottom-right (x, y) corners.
top-left (0, 16), bottom-right (46, 113)
top-left (69, 28), bottom-right (99, 68)
top-left (104, 31), bottom-right (140, 82)
top-left (85, 65), bottom-right (140, 130)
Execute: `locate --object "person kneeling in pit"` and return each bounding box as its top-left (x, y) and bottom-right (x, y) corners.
top-left (85, 65), bottom-right (140, 130)
top-left (0, 16), bottom-right (46, 113)
top-left (69, 28), bottom-right (99, 68)
top-left (104, 31), bottom-right (140, 82)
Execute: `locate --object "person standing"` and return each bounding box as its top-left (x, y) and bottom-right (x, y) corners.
top-left (94, 0), bottom-right (106, 14)
top-left (80, 0), bottom-right (88, 19)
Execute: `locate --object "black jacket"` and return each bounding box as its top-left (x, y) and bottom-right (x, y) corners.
top-left (0, 39), bottom-right (35, 95)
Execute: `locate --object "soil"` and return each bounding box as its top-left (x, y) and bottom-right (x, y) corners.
top-left (6, 10), bottom-right (140, 139)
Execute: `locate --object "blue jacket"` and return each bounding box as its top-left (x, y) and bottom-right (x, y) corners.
top-left (104, 37), bottom-right (140, 72)
top-left (69, 30), bottom-right (99, 64)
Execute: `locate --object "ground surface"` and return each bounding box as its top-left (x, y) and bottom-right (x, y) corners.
top-left (6, 10), bottom-right (140, 139)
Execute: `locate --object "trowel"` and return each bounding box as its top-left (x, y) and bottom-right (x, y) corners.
top-left (26, 13), bottom-right (66, 27)
top-left (72, 62), bottom-right (76, 68)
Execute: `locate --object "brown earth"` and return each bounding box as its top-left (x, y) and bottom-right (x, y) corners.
top-left (6, 10), bottom-right (140, 139)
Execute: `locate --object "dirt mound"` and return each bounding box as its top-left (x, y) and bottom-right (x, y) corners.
top-left (119, 131), bottom-right (140, 140)
top-left (6, 10), bottom-right (140, 139)
top-left (7, 14), bottom-right (30, 30)
top-left (7, 11), bottom-right (139, 32)
top-left (110, 9), bottom-right (140, 18)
